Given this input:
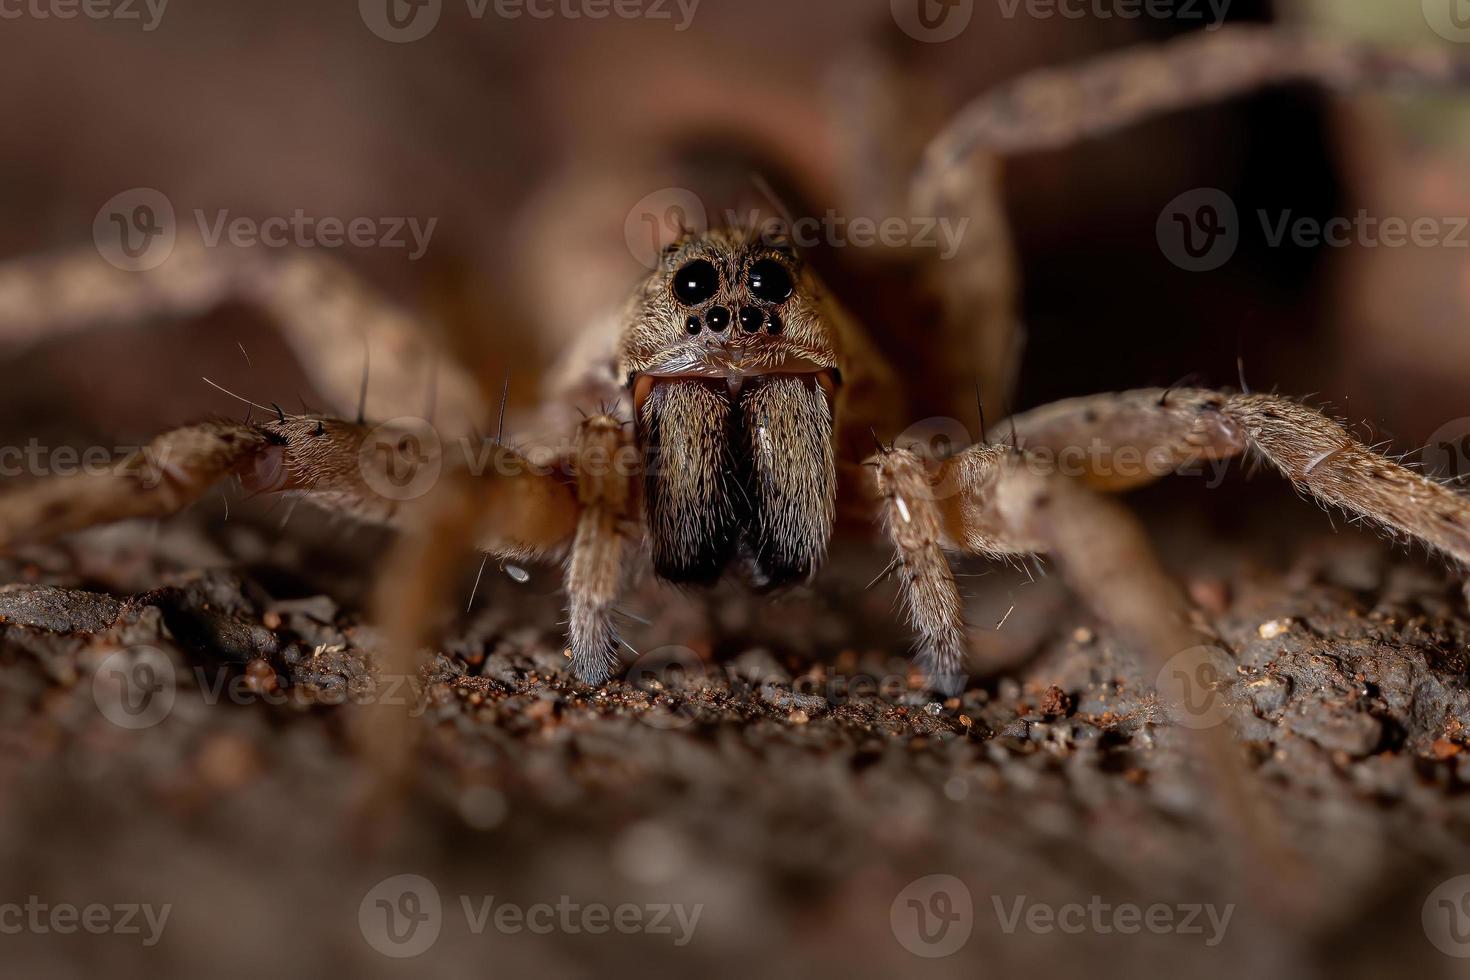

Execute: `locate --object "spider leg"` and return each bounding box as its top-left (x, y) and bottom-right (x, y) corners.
top-left (355, 417), bottom-right (640, 812)
top-left (869, 441), bottom-right (1203, 693)
top-left (564, 414), bottom-right (636, 684)
top-left (909, 24), bottom-right (1470, 424)
top-left (0, 421), bottom-right (267, 548)
top-left (868, 440), bottom-right (1312, 915)
top-left (913, 25), bottom-right (1470, 189)
top-left (0, 239), bottom-right (486, 435)
top-left (355, 437), bottom-right (584, 797)
top-left (868, 446), bottom-right (972, 696)
top-left (1000, 388), bottom-right (1470, 567)
top-left (0, 416), bottom-right (584, 557)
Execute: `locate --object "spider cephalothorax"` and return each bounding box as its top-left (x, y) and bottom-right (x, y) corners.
top-left (622, 227), bottom-right (844, 590)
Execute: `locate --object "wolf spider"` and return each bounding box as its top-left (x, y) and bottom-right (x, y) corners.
top-left (3, 26), bottom-right (1470, 701)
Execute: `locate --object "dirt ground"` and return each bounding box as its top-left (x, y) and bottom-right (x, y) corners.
top-left (1, 477), bottom-right (1469, 980)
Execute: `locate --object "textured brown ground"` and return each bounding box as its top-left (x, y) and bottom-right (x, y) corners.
top-left (2, 480), bottom-right (1470, 980)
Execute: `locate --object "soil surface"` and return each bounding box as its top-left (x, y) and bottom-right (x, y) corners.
top-left (2, 484), bottom-right (1470, 980)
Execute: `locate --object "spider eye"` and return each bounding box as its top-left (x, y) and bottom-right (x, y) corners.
top-left (672, 260), bottom-right (720, 306)
top-left (747, 259), bottom-right (794, 304)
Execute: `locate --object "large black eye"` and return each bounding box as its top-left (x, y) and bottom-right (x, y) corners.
top-left (672, 260), bottom-right (720, 306)
top-left (747, 259), bottom-right (794, 304)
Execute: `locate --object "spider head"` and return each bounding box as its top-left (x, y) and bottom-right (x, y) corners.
top-left (620, 227), bottom-right (842, 591)
top-left (621, 225), bottom-right (841, 411)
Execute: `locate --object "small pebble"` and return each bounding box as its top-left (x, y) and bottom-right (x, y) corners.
top-left (1039, 686), bottom-right (1071, 718)
top-left (1431, 739), bottom-right (1462, 760)
top-left (1258, 619), bottom-right (1293, 640)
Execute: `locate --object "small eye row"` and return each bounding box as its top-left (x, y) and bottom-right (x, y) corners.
top-left (672, 258), bottom-right (795, 307)
top-left (686, 306), bottom-right (784, 335)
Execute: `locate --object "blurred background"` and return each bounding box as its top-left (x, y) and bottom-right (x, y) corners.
top-left (5, 1), bottom-right (1470, 978)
